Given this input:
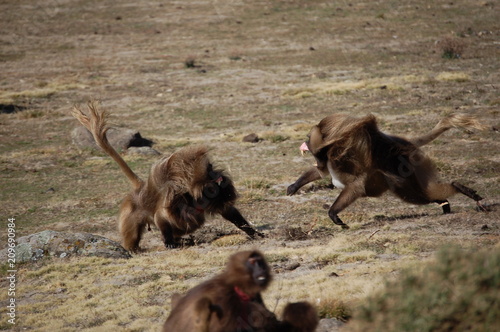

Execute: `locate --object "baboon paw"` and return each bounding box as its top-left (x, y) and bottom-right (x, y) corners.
top-left (165, 243), bottom-right (179, 249)
top-left (286, 185), bottom-right (298, 196)
top-left (331, 216), bottom-right (349, 229)
top-left (126, 246), bottom-right (144, 254)
top-left (246, 230), bottom-right (265, 239)
top-left (476, 201), bottom-right (490, 212)
top-left (253, 231), bottom-right (265, 238)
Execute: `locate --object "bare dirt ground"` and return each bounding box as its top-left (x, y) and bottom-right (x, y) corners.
top-left (0, 0), bottom-right (499, 331)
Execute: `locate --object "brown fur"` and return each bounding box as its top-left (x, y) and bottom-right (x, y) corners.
top-left (163, 250), bottom-right (276, 332)
top-left (281, 302), bottom-right (319, 332)
top-left (288, 113), bottom-right (485, 229)
top-left (163, 250), bottom-right (318, 332)
top-left (72, 101), bottom-right (262, 252)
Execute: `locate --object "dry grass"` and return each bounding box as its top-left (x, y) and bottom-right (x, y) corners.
top-left (0, 0), bottom-right (499, 331)
top-left (435, 71), bottom-right (471, 82)
top-left (437, 36), bottom-right (468, 59)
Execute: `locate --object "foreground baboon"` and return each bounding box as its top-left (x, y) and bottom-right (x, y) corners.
top-left (281, 302), bottom-right (319, 332)
top-left (72, 101), bottom-right (262, 252)
top-left (288, 113), bottom-right (486, 229)
top-left (163, 250), bottom-right (318, 332)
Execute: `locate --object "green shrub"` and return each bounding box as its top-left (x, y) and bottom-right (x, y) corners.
top-left (348, 246), bottom-right (500, 332)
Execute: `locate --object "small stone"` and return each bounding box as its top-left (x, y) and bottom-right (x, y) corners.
top-left (127, 146), bottom-right (161, 156)
top-left (242, 133), bottom-right (260, 143)
top-left (317, 318), bottom-right (345, 332)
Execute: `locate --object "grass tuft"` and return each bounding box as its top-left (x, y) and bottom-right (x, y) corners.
top-left (435, 71), bottom-right (470, 82)
top-left (212, 234), bottom-right (249, 247)
top-left (317, 298), bottom-right (352, 321)
top-left (438, 36), bottom-right (467, 59)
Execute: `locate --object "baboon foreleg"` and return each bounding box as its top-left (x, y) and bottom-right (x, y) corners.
top-left (220, 206), bottom-right (264, 238)
top-left (327, 182), bottom-right (365, 229)
top-left (156, 218), bottom-right (178, 249)
top-left (287, 167), bottom-right (322, 196)
top-left (120, 219), bottom-right (146, 252)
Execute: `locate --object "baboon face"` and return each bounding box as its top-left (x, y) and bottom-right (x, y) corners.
top-left (198, 163), bottom-right (223, 199)
top-left (192, 163), bottom-right (237, 212)
top-left (246, 252), bottom-right (270, 288)
top-left (204, 163), bottom-right (225, 194)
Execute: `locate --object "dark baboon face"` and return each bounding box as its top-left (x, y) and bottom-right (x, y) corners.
top-left (246, 252), bottom-right (270, 288)
top-left (202, 163), bottom-right (225, 198)
top-left (193, 163), bottom-right (237, 212)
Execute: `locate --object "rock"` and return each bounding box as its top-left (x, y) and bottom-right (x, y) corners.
top-left (0, 104), bottom-right (27, 114)
top-left (0, 230), bottom-right (131, 263)
top-left (316, 318), bottom-right (345, 332)
top-left (284, 262), bottom-right (301, 271)
top-left (72, 126), bottom-right (153, 151)
top-left (127, 146), bottom-right (161, 156)
top-left (242, 133), bottom-right (260, 143)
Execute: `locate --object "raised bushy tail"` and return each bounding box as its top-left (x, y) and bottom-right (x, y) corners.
top-left (410, 114), bottom-right (485, 147)
top-left (72, 101), bottom-right (143, 190)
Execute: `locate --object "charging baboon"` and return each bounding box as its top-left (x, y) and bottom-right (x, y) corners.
top-left (163, 250), bottom-right (318, 332)
top-left (287, 113), bottom-right (486, 229)
top-left (72, 101), bottom-right (263, 252)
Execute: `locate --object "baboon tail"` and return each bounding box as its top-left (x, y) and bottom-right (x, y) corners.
top-left (72, 100), bottom-right (143, 190)
top-left (410, 114), bottom-right (485, 147)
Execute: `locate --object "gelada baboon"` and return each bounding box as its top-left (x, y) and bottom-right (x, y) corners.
top-left (72, 101), bottom-right (263, 252)
top-left (163, 250), bottom-right (318, 332)
top-left (287, 113), bottom-right (486, 229)
top-left (281, 302), bottom-right (319, 332)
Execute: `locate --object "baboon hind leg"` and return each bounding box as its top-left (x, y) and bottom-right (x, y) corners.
top-left (451, 181), bottom-right (483, 201)
top-left (427, 181), bottom-right (485, 212)
top-left (119, 198), bottom-right (148, 252)
top-left (119, 212), bottom-right (147, 253)
top-left (452, 181), bottom-right (487, 211)
top-left (434, 200), bottom-right (451, 214)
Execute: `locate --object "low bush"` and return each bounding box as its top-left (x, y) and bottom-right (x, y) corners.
top-left (348, 246), bottom-right (500, 331)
